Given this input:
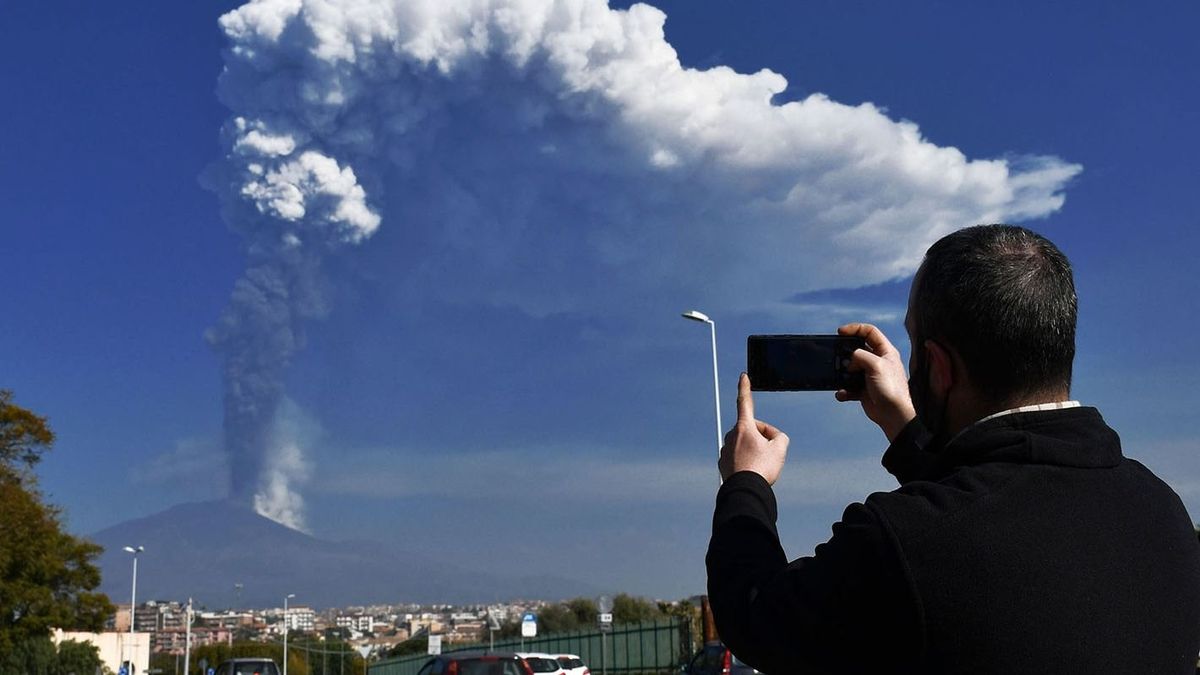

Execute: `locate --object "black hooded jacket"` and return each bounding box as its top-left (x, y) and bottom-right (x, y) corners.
top-left (706, 407), bottom-right (1200, 673)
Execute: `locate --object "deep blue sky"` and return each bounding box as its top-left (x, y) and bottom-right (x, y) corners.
top-left (2, 0), bottom-right (1198, 600)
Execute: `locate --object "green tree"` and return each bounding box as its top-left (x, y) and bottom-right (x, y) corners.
top-left (0, 389), bottom-right (55, 472)
top-left (387, 632), bottom-right (431, 657)
top-left (533, 603), bottom-right (582, 633)
top-left (0, 635), bottom-right (109, 675)
top-left (0, 390), bottom-right (115, 655)
top-left (612, 594), bottom-right (663, 624)
top-left (0, 634), bottom-right (56, 674)
top-left (564, 597), bottom-right (598, 626)
top-left (494, 595), bottom-right (667, 639)
top-left (54, 638), bottom-right (109, 675)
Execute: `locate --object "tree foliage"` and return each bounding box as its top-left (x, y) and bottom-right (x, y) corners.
top-left (56, 639), bottom-right (110, 674)
top-left (385, 632), bottom-right (430, 658)
top-left (611, 594), bottom-right (663, 624)
top-left (0, 390), bottom-right (114, 655)
top-left (0, 389), bottom-right (55, 473)
top-left (187, 639), bottom-right (365, 675)
top-left (494, 594), bottom-right (670, 639)
top-left (0, 635), bottom-right (109, 675)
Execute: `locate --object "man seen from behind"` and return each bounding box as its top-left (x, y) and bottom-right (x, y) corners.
top-left (706, 224), bottom-right (1200, 673)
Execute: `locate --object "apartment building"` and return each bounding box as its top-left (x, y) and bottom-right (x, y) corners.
top-left (284, 606), bottom-right (317, 632)
top-left (336, 615), bottom-right (375, 632)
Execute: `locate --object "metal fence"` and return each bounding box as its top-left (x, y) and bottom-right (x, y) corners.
top-left (370, 618), bottom-right (690, 675)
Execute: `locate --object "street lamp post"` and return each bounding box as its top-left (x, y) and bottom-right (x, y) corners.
top-left (122, 546), bottom-right (144, 674)
top-left (283, 593), bottom-right (296, 675)
top-left (231, 583), bottom-right (244, 647)
top-left (681, 310), bottom-right (722, 458)
top-left (184, 597), bottom-right (193, 675)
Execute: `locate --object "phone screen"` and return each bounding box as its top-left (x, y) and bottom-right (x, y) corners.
top-left (746, 335), bottom-right (865, 391)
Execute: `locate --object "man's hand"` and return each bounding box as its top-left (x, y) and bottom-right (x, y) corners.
top-left (719, 373), bottom-right (789, 484)
top-left (835, 323), bottom-right (916, 442)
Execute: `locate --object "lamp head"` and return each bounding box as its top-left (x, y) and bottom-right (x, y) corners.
top-left (681, 310), bottom-right (712, 324)
top-left (123, 545), bottom-right (144, 554)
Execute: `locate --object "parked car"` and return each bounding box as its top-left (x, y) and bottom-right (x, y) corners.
top-left (516, 652), bottom-right (567, 674)
top-left (682, 642), bottom-right (759, 675)
top-left (553, 654), bottom-right (590, 675)
top-left (416, 652), bottom-right (533, 675)
top-left (214, 658), bottom-right (281, 675)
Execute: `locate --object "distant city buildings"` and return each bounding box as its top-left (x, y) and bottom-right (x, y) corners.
top-left (109, 599), bottom-right (552, 658)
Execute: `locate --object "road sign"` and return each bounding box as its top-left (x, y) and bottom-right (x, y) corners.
top-left (428, 635), bottom-right (442, 655)
top-left (597, 595), bottom-right (613, 614)
top-left (356, 645), bottom-right (373, 660)
top-left (521, 612), bottom-right (538, 638)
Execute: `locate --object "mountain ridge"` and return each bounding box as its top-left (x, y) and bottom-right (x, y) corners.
top-left (90, 500), bottom-right (593, 609)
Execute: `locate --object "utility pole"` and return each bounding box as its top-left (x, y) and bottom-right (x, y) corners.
top-left (122, 545), bottom-right (144, 675)
top-left (184, 598), bottom-right (193, 675)
top-left (283, 593), bottom-right (296, 675)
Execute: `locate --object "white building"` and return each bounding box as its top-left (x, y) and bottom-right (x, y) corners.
top-left (53, 629), bottom-right (150, 675)
top-left (336, 615), bottom-right (375, 632)
top-left (284, 606), bottom-right (316, 632)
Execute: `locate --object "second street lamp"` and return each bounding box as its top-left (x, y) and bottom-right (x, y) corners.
top-left (681, 310), bottom-right (722, 458)
top-left (283, 593), bottom-right (296, 675)
top-left (122, 545), bottom-right (144, 674)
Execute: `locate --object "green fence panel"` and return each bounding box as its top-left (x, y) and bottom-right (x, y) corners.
top-left (370, 619), bottom-right (685, 675)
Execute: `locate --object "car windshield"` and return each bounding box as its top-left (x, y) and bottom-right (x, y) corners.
top-left (525, 657), bottom-right (560, 672)
top-left (459, 660), bottom-right (524, 675)
top-left (557, 657), bottom-right (583, 668)
top-left (233, 665), bottom-right (279, 675)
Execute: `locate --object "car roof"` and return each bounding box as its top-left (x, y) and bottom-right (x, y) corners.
top-left (433, 651), bottom-right (523, 660)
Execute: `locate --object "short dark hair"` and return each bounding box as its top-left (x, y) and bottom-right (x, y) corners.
top-left (912, 224), bottom-right (1077, 405)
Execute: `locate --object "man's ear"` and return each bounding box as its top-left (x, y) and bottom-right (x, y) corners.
top-left (924, 339), bottom-right (955, 398)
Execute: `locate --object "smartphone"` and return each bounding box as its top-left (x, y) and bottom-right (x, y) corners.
top-left (746, 334), bottom-right (866, 391)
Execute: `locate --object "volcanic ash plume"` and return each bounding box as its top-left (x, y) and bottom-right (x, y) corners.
top-left (204, 128), bottom-right (379, 529)
top-left (205, 0), bottom-right (1080, 528)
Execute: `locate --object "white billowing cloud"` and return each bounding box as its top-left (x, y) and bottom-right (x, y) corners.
top-left (239, 150), bottom-right (380, 239)
top-left (252, 398), bottom-right (316, 531)
top-left (213, 0), bottom-right (1080, 313)
top-left (233, 117), bottom-right (298, 157)
top-left (206, 0), bottom-right (1080, 527)
top-left (253, 443), bottom-right (310, 531)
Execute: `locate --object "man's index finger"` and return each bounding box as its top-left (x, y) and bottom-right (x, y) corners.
top-left (738, 372), bottom-right (755, 421)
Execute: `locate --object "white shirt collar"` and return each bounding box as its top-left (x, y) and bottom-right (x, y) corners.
top-left (946, 400), bottom-right (1081, 447)
top-left (974, 400), bottom-right (1081, 425)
